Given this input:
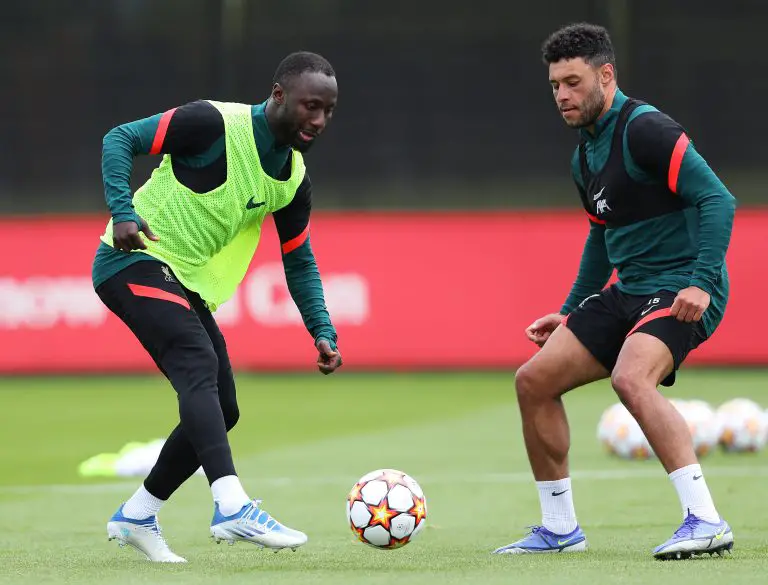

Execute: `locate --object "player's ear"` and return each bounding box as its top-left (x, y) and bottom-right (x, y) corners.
top-left (599, 63), bottom-right (615, 86)
top-left (271, 83), bottom-right (285, 105)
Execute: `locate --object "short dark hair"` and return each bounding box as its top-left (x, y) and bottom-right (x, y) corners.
top-left (272, 51), bottom-right (335, 87)
top-left (541, 23), bottom-right (616, 71)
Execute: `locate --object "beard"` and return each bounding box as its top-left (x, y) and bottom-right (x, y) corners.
top-left (273, 118), bottom-right (316, 153)
top-left (565, 81), bottom-right (606, 128)
top-left (291, 134), bottom-right (316, 153)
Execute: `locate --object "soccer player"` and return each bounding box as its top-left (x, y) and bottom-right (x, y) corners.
top-left (493, 24), bottom-right (736, 559)
top-left (93, 52), bottom-right (342, 562)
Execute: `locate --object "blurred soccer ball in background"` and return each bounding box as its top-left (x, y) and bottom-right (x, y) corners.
top-left (716, 398), bottom-right (768, 452)
top-left (672, 399), bottom-right (721, 457)
top-left (596, 402), bottom-right (654, 460)
top-left (598, 397), bottom-right (765, 459)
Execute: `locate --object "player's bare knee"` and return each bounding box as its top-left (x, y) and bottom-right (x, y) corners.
top-left (515, 362), bottom-right (546, 403)
top-left (611, 369), bottom-right (647, 413)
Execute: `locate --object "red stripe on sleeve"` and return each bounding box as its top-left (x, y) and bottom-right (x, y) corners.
top-left (281, 224), bottom-right (310, 255)
top-left (586, 212), bottom-right (606, 225)
top-left (127, 283), bottom-right (190, 310)
top-left (668, 133), bottom-right (690, 194)
top-left (149, 108), bottom-right (178, 155)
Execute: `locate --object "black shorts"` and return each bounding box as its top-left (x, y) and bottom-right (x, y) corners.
top-left (95, 257), bottom-right (240, 487)
top-left (563, 285), bottom-right (708, 387)
top-left (94, 259), bottom-right (234, 388)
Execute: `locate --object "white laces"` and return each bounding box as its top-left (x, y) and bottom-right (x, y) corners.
top-left (239, 500), bottom-right (278, 531)
top-left (138, 519), bottom-right (171, 548)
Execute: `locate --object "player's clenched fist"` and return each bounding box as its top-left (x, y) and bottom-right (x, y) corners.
top-left (670, 286), bottom-right (710, 323)
top-left (316, 339), bottom-right (342, 374)
top-left (525, 313), bottom-right (566, 348)
top-left (112, 216), bottom-right (159, 252)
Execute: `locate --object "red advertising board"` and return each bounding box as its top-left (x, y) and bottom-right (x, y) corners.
top-left (0, 210), bottom-right (764, 373)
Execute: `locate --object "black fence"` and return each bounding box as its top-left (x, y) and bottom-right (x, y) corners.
top-left (1, 0), bottom-right (765, 212)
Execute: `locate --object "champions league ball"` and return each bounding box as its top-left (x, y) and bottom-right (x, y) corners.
top-left (597, 399), bottom-right (718, 460)
top-left (346, 469), bottom-right (427, 549)
top-left (599, 397), bottom-right (768, 459)
top-left (597, 402), bottom-right (654, 460)
top-left (679, 399), bottom-right (721, 457)
top-left (716, 398), bottom-right (768, 452)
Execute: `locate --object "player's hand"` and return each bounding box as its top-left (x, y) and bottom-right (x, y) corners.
top-left (112, 216), bottom-right (159, 252)
top-left (670, 286), bottom-right (710, 323)
top-left (316, 339), bottom-right (342, 375)
top-left (525, 313), bottom-right (566, 348)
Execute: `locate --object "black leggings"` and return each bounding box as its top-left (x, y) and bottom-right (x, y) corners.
top-left (96, 260), bottom-right (239, 500)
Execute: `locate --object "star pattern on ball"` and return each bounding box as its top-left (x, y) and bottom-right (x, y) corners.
top-left (409, 496), bottom-right (427, 524)
top-left (389, 535), bottom-right (410, 549)
top-left (380, 469), bottom-right (405, 489)
top-left (348, 482), bottom-right (364, 504)
top-left (367, 501), bottom-right (398, 531)
top-left (351, 524), bottom-right (366, 542)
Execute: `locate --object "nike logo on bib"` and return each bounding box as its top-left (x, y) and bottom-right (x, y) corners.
top-left (246, 197), bottom-right (266, 210)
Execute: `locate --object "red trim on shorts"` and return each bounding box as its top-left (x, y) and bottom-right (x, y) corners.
top-left (149, 108), bottom-right (178, 155)
top-left (668, 133), bottom-right (690, 193)
top-left (626, 307), bottom-right (673, 337)
top-left (127, 283), bottom-right (190, 310)
top-left (282, 224), bottom-right (310, 254)
top-left (561, 314), bottom-right (570, 326)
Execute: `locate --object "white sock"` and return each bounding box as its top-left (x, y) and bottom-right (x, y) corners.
top-left (211, 475), bottom-right (251, 516)
top-left (536, 478), bottom-right (578, 535)
top-left (669, 464), bottom-right (719, 523)
top-left (122, 484), bottom-right (165, 520)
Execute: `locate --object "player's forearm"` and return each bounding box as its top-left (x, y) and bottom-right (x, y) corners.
top-left (689, 190), bottom-right (736, 294)
top-left (282, 237), bottom-right (338, 348)
top-left (561, 223), bottom-right (613, 314)
top-left (101, 116), bottom-right (161, 224)
top-left (677, 150), bottom-right (737, 294)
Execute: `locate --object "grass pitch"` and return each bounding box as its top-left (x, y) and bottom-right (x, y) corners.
top-left (1, 369), bottom-right (767, 584)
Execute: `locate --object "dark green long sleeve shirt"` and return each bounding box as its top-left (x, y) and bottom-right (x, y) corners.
top-left (561, 89), bottom-right (736, 336)
top-left (93, 99), bottom-right (337, 347)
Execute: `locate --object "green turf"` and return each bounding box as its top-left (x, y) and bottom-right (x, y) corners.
top-left (0, 369), bottom-right (767, 584)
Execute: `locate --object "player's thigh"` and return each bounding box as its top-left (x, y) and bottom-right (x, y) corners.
top-left (188, 291), bottom-right (239, 423)
top-left (613, 333), bottom-right (674, 395)
top-left (96, 261), bottom-right (215, 371)
top-left (619, 308), bottom-right (706, 388)
top-left (515, 324), bottom-right (610, 401)
top-left (558, 286), bottom-right (632, 377)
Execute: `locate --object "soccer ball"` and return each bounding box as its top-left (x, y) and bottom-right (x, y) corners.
top-left (716, 398), bottom-right (768, 452)
top-left (346, 469), bottom-right (427, 549)
top-left (668, 398), bottom-right (720, 457)
top-left (597, 402), bottom-right (626, 450)
top-left (680, 399), bottom-right (721, 457)
top-left (596, 402), bottom-right (654, 460)
top-left (597, 399), bottom-right (725, 460)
